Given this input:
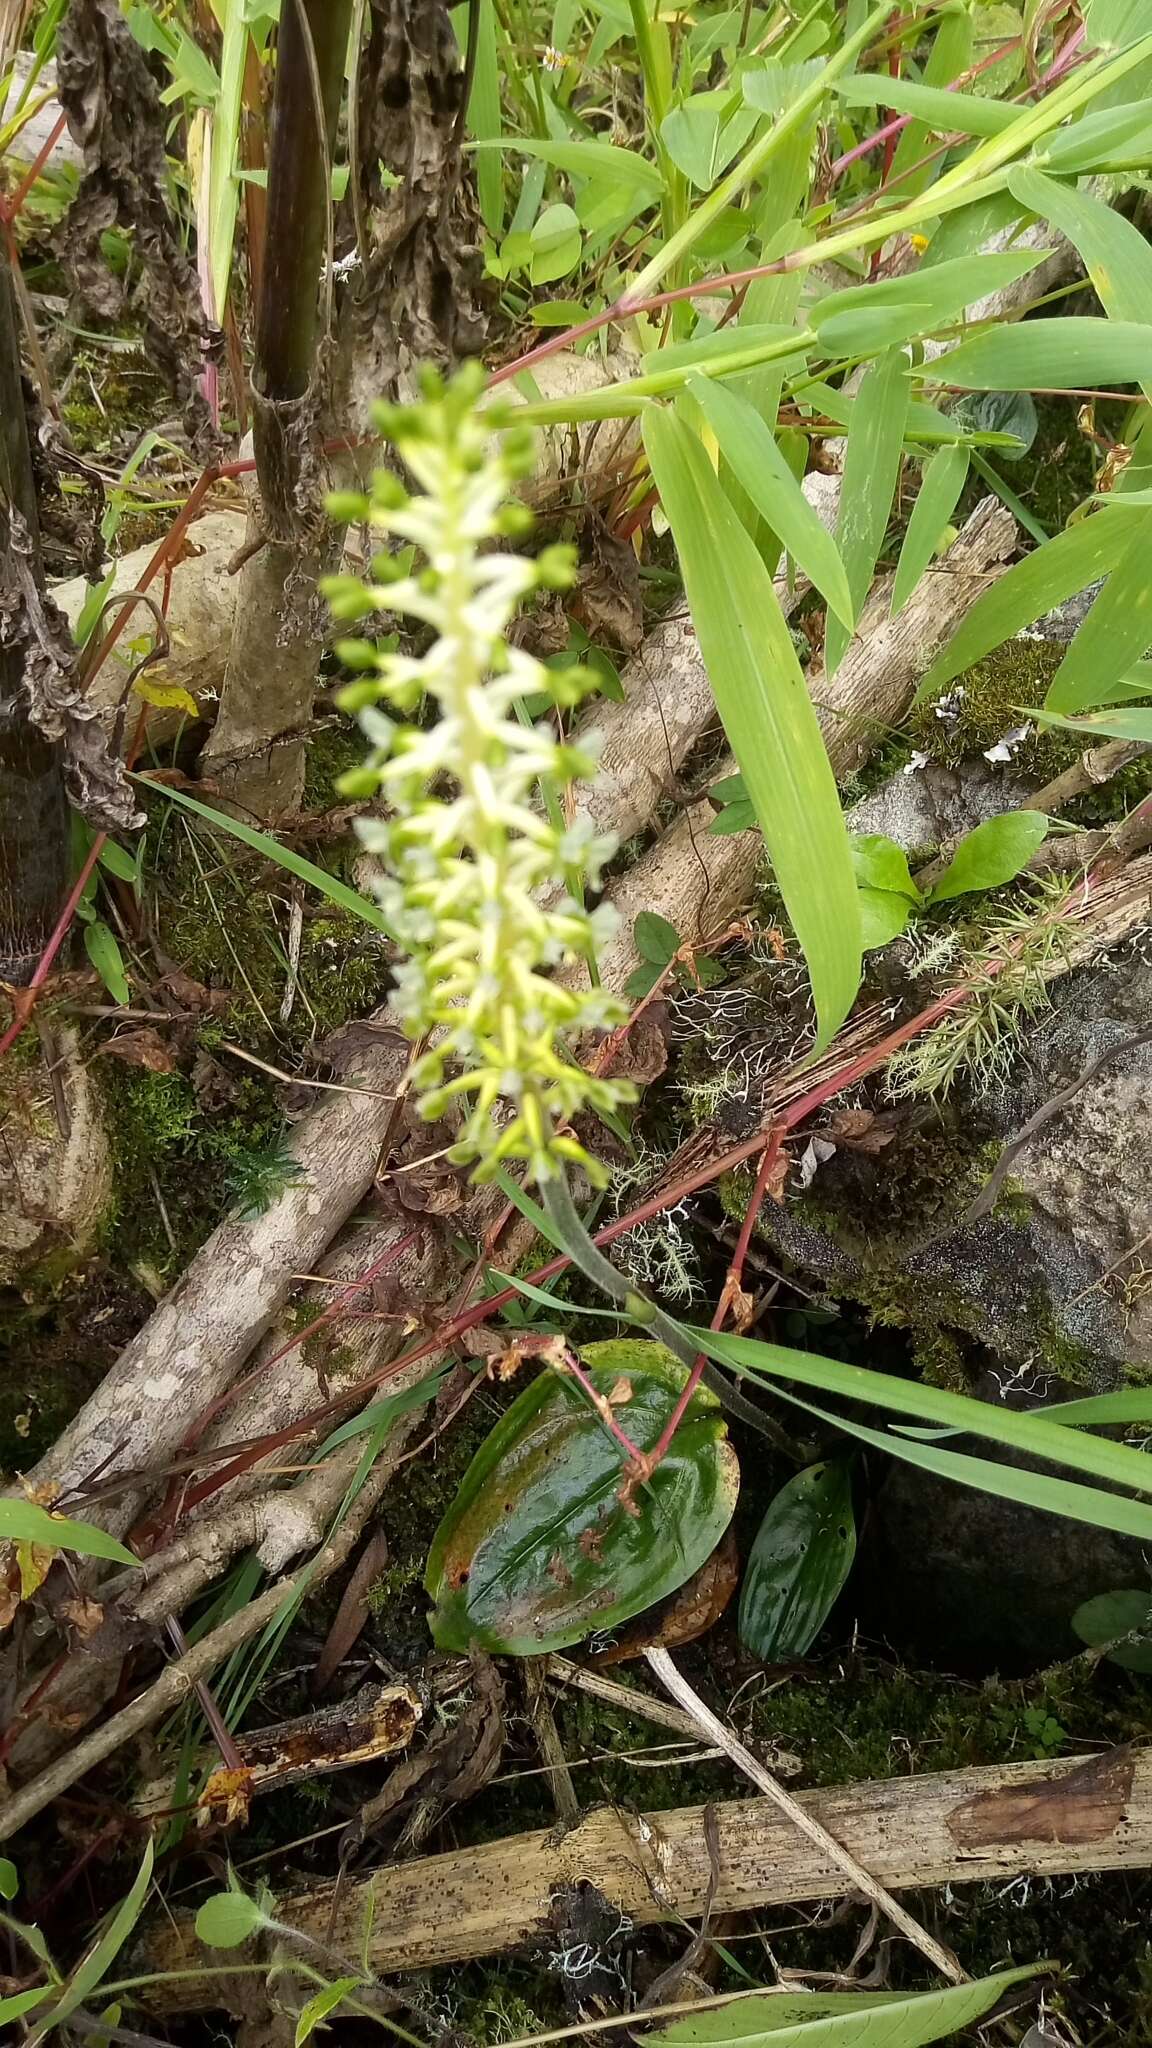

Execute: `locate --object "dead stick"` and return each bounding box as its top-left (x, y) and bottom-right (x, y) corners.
top-left (0, 1458), bottom-right (395, 1843)
top-left (644, 1647), bottom-right (966, 1985)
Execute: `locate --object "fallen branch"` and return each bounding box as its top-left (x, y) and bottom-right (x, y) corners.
top-left (139, 1743), bottom-right (1150, 2006)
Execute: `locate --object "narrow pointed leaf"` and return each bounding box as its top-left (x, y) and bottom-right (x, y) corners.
top-left (891, 445), bottom-right (970, 614)
top-left (1044, 508), bottom-right (1152, 711)
top-left (0, 1499), bottom-right (137, 1569)
top-left (915, 507), bottom-right (1146, 703)
top-left (688, 1328), bottom-right (1152, 1500)
top-left (1032, 703), bottom-right (1152, 742)
top-left (938, 316), bottom-right (1152, 390)
top-left (689, 377), bottom-right (854, 627)
top-left (644, 405), bottom-right (861, 1046)
top-left (832, 73), bottom-right (1024, 135)
top-left (811, 250), bottom-right (1048, 333)
top-left (468, 2), bottom-right (505, 235)
top-left (826, 349), bottom-right (909, 675)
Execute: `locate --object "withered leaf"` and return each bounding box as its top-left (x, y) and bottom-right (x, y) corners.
top-left (571, 516), bottom-right (644, 654)
top-left (599, 1000), bottom-right (669, 1085)
top-left (99, 1027), bottom-right (176, 1073)
top-left (587, 1526), bottom-right (740, 1667)
top-left (55, 0), bottom-right (213, 416)
top-left (192, 1050), bottom-right (243, 1112)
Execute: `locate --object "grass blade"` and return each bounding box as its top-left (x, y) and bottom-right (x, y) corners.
top-left (1010, 165), bottom-right (1152, 394)
top-left (914, 506), bottom-right (1146, 703)
top-left (937, 316), bottom-right (1152, 389)
top-left (691, 1326), bottom-right (1152, 1498)
top-left (135, 778), bottom-right (396, 937)
top-left (826, 349), bottom-right (909, 675)
top-left (468, 0), bottom-right (505, 236)
top-left (689, 375), bottom-right (854, 627)
top-left (832, 73), bottom-right (1023, 135)
top-left (644, 404), bottom-right (861, 1047)
top-left (891, 444), bottom-right (970, 615)
top-left (1044, 507), bottom-right (1152, 712)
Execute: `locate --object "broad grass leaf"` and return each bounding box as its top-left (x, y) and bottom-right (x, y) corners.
top-left (813, 250), bottom-right (1048, 333)
top-left (926, 810), bottom-right (1049, 902)
top-left (83, 920), bottom-right (130, 1006)
top-left (826, 349), bottom-right (909, 676)
top-left (1009, 166), bottom-right (1152, 396)
top-left (1031, 703), bottom-right (1152, 741)
top-left (688, 1328), bottom-right (1152, 1503)
top-left (937, 316), bottom-right (1152, 390)
top-left (643, 405), bottom-right (861, 1047)
top-left (832, 72), bottom-right (1022, 134)
top-left (891, 445), bottom-right (970, 614)
top-left (738, 1460), bottom-right (856, 1661)
top-left (467, 2), bottom-right (505, 234)
top-left (650, 1964), bottom-right (1046, 2045)
top-left (689, 377), bottom-right (854, 627)
top-left (424, 1341), bottom-right (739, 1655)
top-left (888, 3), bottom-right (975, 196)
top-left (1042, 99), bottom-right (1152, 172)
top-left (473, 136), bottom-right (662, 191)
top-left (914, 507), bottom-right (1145, 702)
top-left (1043, 508), bottom-right (1152, 711)
top-left (0, 1498), bottom-right (137, 1569)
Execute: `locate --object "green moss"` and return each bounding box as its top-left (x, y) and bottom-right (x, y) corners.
top-left (301, 716), bottom-right (367, 809)
top-left (911, 640), bottom-right (1073, 782)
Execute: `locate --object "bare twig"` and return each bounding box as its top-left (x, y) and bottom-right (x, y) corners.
top-left (644, 1647), bottom-right (966, 1985)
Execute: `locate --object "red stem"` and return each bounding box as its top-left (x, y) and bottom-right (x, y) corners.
top-left (0, 111), bottom-right (68, 226)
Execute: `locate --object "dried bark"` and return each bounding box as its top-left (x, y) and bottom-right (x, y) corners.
top-left (55, 0), bottom-right (212, 421)
top-left (141, 1747), bottom-right (1151, 1999)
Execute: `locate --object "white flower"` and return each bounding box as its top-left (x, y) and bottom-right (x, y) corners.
top-left (324, 364), bottom-right (632, 1183)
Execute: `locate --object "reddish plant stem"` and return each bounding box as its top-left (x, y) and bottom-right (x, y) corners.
top-left (0, 111), bottom-right (68, 225)
top-left (0, 834), bottom-right (104, 1058)
top-left (634, 1125), bottom-right (787, 1486)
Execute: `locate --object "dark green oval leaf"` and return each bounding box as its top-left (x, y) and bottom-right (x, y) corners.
top-left (738, 1459), bottom-right (856, 1661)
top-left (634, 911), bottom-right (681, 964)
top-left (1071, 1588), bottom-right (1152, 1672)
top-left (425, 1341), bottom-right (740, 1655)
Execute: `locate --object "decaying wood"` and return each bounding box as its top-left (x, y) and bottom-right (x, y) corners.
top-left (13, 1022), bottom-right (410, 1536)
top-left (646, 1647), bottom-right (963, 1983)
top-left (140, 1744), bottom-right (1151, 2006)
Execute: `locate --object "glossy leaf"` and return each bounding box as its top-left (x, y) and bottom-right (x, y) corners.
top-left (1043, 509), bottom-right (1152, 712)
top-left (689, 377), bottom-right (854, 627)
top-left (644, 405), bottom-right (861, 1047)
top-left (938, 316), bottom-right (1152, 391)
top-left (738, 1460), bottom-right (856, 1661)
top-left (651, 1964), bottom-right (1045, 2044)
top-left (950, 387), bottom-right (1037, 461)
top-left (926, 811), bottom-right (1050, 903)
top-left (826, 349), bottom-right (909, 676)
top-left (1072, 1589), bottom-right (1152, 1672)
top-left (195, 1890), bottom-right (266, 1949)
top-left (915, 508), bottom-right (1146, 703)
top-left (892, 446), bottom-right (970, 615)
top-left (425, 1341), bottom-right (740, 1656)
top-left (0, 1498), bottom-right (137, 1569)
